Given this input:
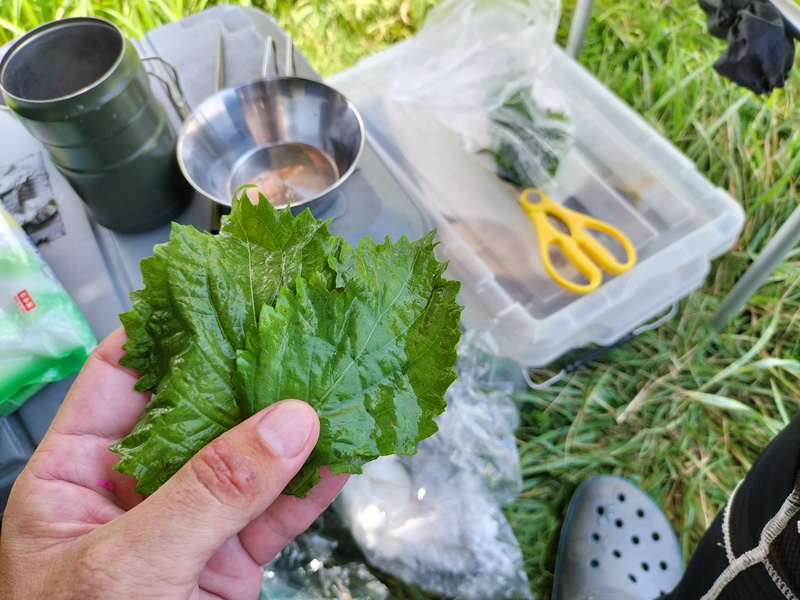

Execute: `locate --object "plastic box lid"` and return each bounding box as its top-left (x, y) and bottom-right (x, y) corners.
top-left (328, 44), bottom-right (745, 368)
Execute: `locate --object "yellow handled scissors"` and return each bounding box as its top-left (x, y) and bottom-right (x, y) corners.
top-left (519, 188), bottom-right (637, 294)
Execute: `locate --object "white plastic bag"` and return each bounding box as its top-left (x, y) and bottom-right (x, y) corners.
top-left (389, 0), bottom-right (561, 112)
top-left (481, 81), bottom-right (574, 188)
top-left (334, 334), bottom-right (532, 600)
top-left (388, 0), bottom-right (573, 189)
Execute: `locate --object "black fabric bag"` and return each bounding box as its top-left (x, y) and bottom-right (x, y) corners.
top-left (698, 0), bottom-right (797, 94)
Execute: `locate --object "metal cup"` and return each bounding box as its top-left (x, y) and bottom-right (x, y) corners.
top-left (0, 17), bottom-right (190, 232)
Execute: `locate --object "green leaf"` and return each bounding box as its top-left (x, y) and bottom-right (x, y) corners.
top-left (110, 197), bottom-right (342, 494)
top-left (235, 233), bottom-right (462, 496)
top-left (482, 87), bottom-right (574, 189)
top-left (111, 195), bottom-right (462, 497)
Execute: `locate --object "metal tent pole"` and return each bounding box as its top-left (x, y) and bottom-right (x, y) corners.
top-left (711, 203), bottom-right (800, 330)
top-left (710, 2), bottom-right (800, 329)
top-left (567, 0), bottom-right (595, 57)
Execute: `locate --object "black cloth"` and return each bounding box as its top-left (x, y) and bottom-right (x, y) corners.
top-left (660, 413), bottom-right (800, 599)
top-left (698, 0), bottom-right (797, 94)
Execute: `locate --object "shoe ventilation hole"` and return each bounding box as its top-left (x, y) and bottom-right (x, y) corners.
top-left (618, 493), bottom-right (626, 502)
top-left (615, 519), bottom-right (624, 528)
top-left (590, 559), bottom-right (600, 568)
top-left (629, 574), bottom-right (638, 583)
top-left (597, 506), bottom-right (605, 515)
top-left (613, 549), bottom-right (622, 558)
top-left (652, 532), bottom-right (661, 541)
top-left (637, 509), bottom-right (645, 518)
top-left (591, 532), bottom-right (601, 542)
top-left (660, 561), bottom-right (668, 571)
top-left (632, 535), bottom-right (640, 545)
top-left (641, 562), bottom-right (650, 571)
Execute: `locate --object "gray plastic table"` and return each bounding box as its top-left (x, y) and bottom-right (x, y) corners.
top-left (0, 6), bottom-right (430, 516)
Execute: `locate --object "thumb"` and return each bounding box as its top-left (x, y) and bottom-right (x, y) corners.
top-left (112, 399), bottom-right (319, 570)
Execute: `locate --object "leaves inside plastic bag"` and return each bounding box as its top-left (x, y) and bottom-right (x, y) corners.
top-left (482, 86), bottom-right (574, 189)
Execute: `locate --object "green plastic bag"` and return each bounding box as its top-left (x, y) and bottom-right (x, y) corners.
top-left (0, 207), bottom-right (96, 419)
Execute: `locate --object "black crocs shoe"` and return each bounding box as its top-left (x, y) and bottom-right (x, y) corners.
top-left (553, 475), bottom-right (684, 600)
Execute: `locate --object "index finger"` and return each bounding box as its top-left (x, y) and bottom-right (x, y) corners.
top-left (47, 326), bottom-right (151, 442)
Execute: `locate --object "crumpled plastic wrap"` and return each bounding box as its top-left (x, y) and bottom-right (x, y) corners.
top-left (333, 332), bottom-right (533, 600)
top-left (260, 519), bottom-right (389, 600)
top-left (388, 0), bottom-right (572, 189)
top-left (481, 82), bottom-right (574, 189)
top-left (0, 207), bottom-right (95, 417)
top-left (389, 0), bottom-right (560, 112)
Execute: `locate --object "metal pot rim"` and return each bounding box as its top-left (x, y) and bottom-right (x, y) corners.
top-left (176, 76), bottom-right (366, 210)
top-left (0, 17), bottom-right (128, 106)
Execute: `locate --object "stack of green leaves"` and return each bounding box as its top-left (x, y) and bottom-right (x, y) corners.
top-left (110, 192), bottom-right (463, 497)
top-left (483, 87), bottom-right (574, 190)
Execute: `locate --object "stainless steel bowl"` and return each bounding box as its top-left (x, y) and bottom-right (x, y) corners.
top-left (177, 76), bottom-right (364, 213)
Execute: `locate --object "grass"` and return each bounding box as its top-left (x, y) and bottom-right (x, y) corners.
top-left (0, 0), bottom-right (438, 76)
top-left (513, 0), bottom-right (800, 596)
top-left (3, 1), bottom-right (800, 599)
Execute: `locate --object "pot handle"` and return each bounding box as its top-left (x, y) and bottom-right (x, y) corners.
top-left (261, 34), bottom-right (296, 78)
top-left (262, 36), bottom-right (278, 78)
top-left (284, 35), bottom-right (296, 77)
top-left (141, 56), bottom-right (191, 121)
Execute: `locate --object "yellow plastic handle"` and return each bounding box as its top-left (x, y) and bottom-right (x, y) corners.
top-left (519, 189), bottom-right (637, 294)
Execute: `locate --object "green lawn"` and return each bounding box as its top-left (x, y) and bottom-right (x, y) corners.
top-left (515, 2), bottom-right (800, 595)
top-left (4, 1), bottom-right (800, 599)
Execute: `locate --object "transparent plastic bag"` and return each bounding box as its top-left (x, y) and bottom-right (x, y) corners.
top-left (389, 0), bottom-right (561, 112)
top-left (334, 332), bottom-right (533, 599)
top-left (481, 81), bottom-right (574, 189)
top-left (261, 517), bottom-right (390, 600)
top-left (0, 207), bottom-right (96, 418)
top-left (388, 0), bottom-right (573, 189)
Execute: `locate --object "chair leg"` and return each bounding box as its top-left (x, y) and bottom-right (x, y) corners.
top-left (711, 204), bottom-right (800, 330)
top-left (566, 0), bottom-right (596, 58)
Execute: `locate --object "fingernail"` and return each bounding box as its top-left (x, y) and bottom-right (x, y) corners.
top-left (257, 400), bottom-right (316, 458)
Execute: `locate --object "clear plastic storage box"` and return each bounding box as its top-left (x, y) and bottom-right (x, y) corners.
top-left (329, 44), bottom-right (745, 368)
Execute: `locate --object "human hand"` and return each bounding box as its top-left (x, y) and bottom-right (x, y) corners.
top-left (0, 327), bottom-right (349, 599)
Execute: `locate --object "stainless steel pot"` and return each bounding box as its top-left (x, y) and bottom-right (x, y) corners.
top-left (176, 38), bottom-right (364, 214)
